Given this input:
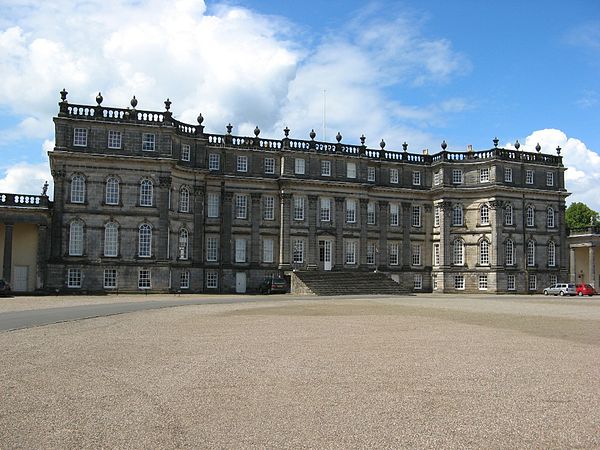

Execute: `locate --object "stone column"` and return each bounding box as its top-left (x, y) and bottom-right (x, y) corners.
top-left (401, 202), bottom-right (412, 268)
top-left (221, 191), bottom-right (233, 267)
top-left (50, 168), bottom-right (66, 258)
top-left (192, 185), bottom-right (205, 263)
top-left (278, 193), bottom-right (291, 270)
top-left (378, 200), bottom-right (389, 269)
top-left (158, 176), bottom-right (172, 260)
top-left (36, 224), bottom-right (48, 290)
top-left (589, 246), bottom-right (596, 287)
top-left (569, 247), bottom-right (576, 283)
top-left (335, 197), bottom-right (345, 268)
top-left (359, 199), bottom-right (368, 267)
top-left (3, 223), bottom-right (13, 282)
top-left (251, 193), bottom-right (261, 265)
top-left (307, 195), bottom-right (318, 269)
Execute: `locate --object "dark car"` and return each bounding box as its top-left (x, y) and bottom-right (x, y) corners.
top-left (0, 279), bottom-right (11, 297)
top-left (259, 276), bottom-right (288, 294)
top-left (576, 283), bottom-right (597, 296)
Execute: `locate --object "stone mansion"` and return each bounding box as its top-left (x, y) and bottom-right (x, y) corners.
top-left (4, 90), bottom-right (571, 294)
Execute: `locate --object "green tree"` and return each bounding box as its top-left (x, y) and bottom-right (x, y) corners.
top-left (565, 202), bottom-right (599, 230)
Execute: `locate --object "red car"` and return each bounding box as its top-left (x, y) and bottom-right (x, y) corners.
top-left (576, 283), bottom-right (597, 296)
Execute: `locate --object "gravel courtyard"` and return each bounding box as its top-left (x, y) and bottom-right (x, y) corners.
top-left (1, 294), bottom-right (599, 448)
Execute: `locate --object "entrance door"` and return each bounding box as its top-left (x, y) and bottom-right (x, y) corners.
top-left (13, 266), bottom-right (28, 292)
top-left (319, 239), bottom-right (333, 271)
top-left (235, 272), bottom-right (247, 293)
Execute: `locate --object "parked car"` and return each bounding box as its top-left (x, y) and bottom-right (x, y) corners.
top-left (0, 279), bottom-right (11, 297)
top-left (576, 283), bottom-right (597, 296)
top-left (543, 283), bottom-right (576, 296)
top-left (259, 276), bottom-right (288, 294)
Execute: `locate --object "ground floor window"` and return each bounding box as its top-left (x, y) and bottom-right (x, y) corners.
top-left (180, 271), bottom-right (190, 289)
top-left (345, 240), bottom-right (357, 265)
top-left (67, 268), bottom-right (82, 288)
top-left (104, 269), bottom-right (117, 289)
top-left (138, 269), bottom-right (151, 289)
top-left (549, 274), bottom-right (557, 286)
top-left (293, 239), bottom-right (304, 264)
top-left (454, 274), bottom-right (465, 290)
top-left (414, 274), bottom-right (423, 290)
top-left (528, 274), bottom-right (537, 291)
top-left (206, 270), bottom-right (218, 289)
top-left (388, 243), bottom-right (399, 266)
top-left (367, 242), bottom-right (376, 265)
top-left (433, 274), bottom-right (438, 290)
top-left (478, 274), bottom-right (488, 290)
top-left (507, 274), bottom-right (516, 291)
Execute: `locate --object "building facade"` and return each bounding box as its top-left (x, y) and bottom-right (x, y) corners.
top-left (43, 90), bottom-right (569, 294)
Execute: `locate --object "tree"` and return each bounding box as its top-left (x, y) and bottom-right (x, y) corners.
top-left (565, 202), bottom-right (599, 230)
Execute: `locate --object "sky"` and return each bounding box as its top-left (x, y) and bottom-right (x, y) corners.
top-left (0, 0), bottom-right (599, 207)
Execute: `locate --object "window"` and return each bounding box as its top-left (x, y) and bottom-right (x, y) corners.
top-left (434, 206), bottom-right (441, 228)
top-left (390, 168), bottom-right (399, 184)
top-left (479, 274), bottom-right (488, 290)
top-left (237, 155), bottom-right (248, 172)
top-left (367, 202), bottom-right (376, 225)
top-left (207, 192), bottom-right (219, 218)
top-left (547, 241), bottom-right (556, 267)
top-left (390, 204), bottom-right (399, 226)
top-left (293, 196), bottom-right (304, 221)
top-left (235, 238), bottom-right (247, 263)
top-left (528, 274), bottom-right (537, 291)
top-left (140, 179), bottom-right (153, 207)
top-left (346, 199), bottom-right (356, 223)
top-left (67, 268), bottom-right (82, 288)
top-left (547, 207), bottom-right (555, 228)
top-left (452, 204), bottom-right (463, 226)
top-left (412, 206), bottom-right (421, 227)
top-left (142, 133), bottom-right (155, 151)
top-left (412, 171), bottom-right (421, 186)
top-left (452, 169), bottom-right (463, 184)
top-left (69, 220), bottom-right (84, 256)
top-left (208, 153), bottom-right (220, 171)
top-left (70, 175), bottom-right (85, 203)
top-left (454, 275), bottom-right (465, 290)
top-left (263, 196), bottom-right (275, 220)
top-left (295, 158), bottom-right (305, 175)
top-left (104, 269), bottom-right (117, 289)
top-left (527, 240), bottom-right (536, 266)
top-left (479, 239), bottom-right (490, 265)
top-left (453, 239), bottom-right (464, 265)
top-left (105, 177), bottom-right (119, 205)
top-left (138, 269), bottom-right (151, 289)
top-left (264, 157), bottom-right (275, 174)
top-left (414, 274), bottom-right (423, 290)
top-left (138, 224), bottom-right (152, 257)
top-left (367, 242), bottom-right (376, 265)
top-left (433, 170), bottom-right (442, 186)
top-left (507, 274), bottom-right (516, 291)
top-left (321, 160), bottom-right (331, 176)
top-left (345, 240), bottom-right (357, 265)
top-left (546, 172), bottom-right (554, 186)
top-left (346, 162), bottom-right (356, 178)
top-left (504, 168), bottom-right (513, 182)
top-left (206, 236), bottom-right (218, 262)
top-left (480, 168), bottom-right (490, 183)
top-left (550, 274), bottom-right (558, 286)
top-left (368, 167), bottom-right (376, 182)
top-left (181, 144), bottom-right (191, 162)
top-left (180, 271), bottom-right (190, 289)
top-left (235, 194), bottom-right (248, 219)
top-left (178, 229), bottom-right (189, 260)
top-left (108, 130), bottom-right (122, 149)
top-left (263, 238), bottom-right (274, 263)
top-left (179, 187), bottom-right (190, 213)
top-left (526, 169), bottom-right (534, 184)
top-left (73, 128), bottom-right (87, 147)
top-left (320, 198), bottom-right (331, 222)
top-left (433, 243), bottom-right (440, 266)
top-left (480, 204), bottom-right (489, 225)
top-left (505, 239), bottom-right (514, 266)
top-left (504, 204), bottom-right (513, 226)
top-left (433, 274), bottom-right (439, 290)
top-left (206, 271), bottom-right (218, 288)
top-left (412, 244), bottom-right (421, 266)
top-left (388, 243), bottom-right (399, 265)
top-left (104, 222), bottom-right (118, 257)
top-left (293, 239), bottom-right (304, 264)
top-left (526, 206), bottom-right (535, 227)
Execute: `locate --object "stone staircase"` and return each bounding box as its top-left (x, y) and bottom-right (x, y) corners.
top-left (292, 271), bottom-right (411, 296)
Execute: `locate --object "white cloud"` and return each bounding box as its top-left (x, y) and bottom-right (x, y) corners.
top-left (0, 162), bottom-right (51, 197)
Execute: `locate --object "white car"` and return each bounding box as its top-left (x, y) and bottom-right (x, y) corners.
top-left (543, 283), bottom-right (576, 296)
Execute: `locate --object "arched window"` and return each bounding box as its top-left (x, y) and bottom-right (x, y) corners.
top-left (527, 240), bottom-right (536, 266)
top-left (179, 187), bottom-right (190, 213)
top-left (505, 239), bottom-right (514, 266)
top-left (69, 220), bottom-right (84, 256)
top-left (547, 207), bottom-right (555, 228)
top-left (479, 239), bottom-right (490, 265)
top-left (140, 179), bottom-right (153, 207)
top-left (104, 222), bottom-right (118, 257)
top-left (526, 205), bottom-right (535, 227)
top-left (452, 205), bottom-right (463, 226)
top-left (105, 177), bottom-right (120, 205)
top-left (138, 224), bottom-right (152, 257)
top-left (178, 229), bottom-right (189, 260)
top-left (547, 241), bottom-right (556, 267)
top-left (504, 204), bottom-right (513, 226)
top-left (480, 204), bottom-right (489, 225)
top-left (453, 239), bottom-right (464, 265)
top-left (70, 175), bottom-right (85, 203)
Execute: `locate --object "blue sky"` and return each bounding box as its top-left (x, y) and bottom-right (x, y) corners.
top-left (1, 0), bottom-right (599, 206)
